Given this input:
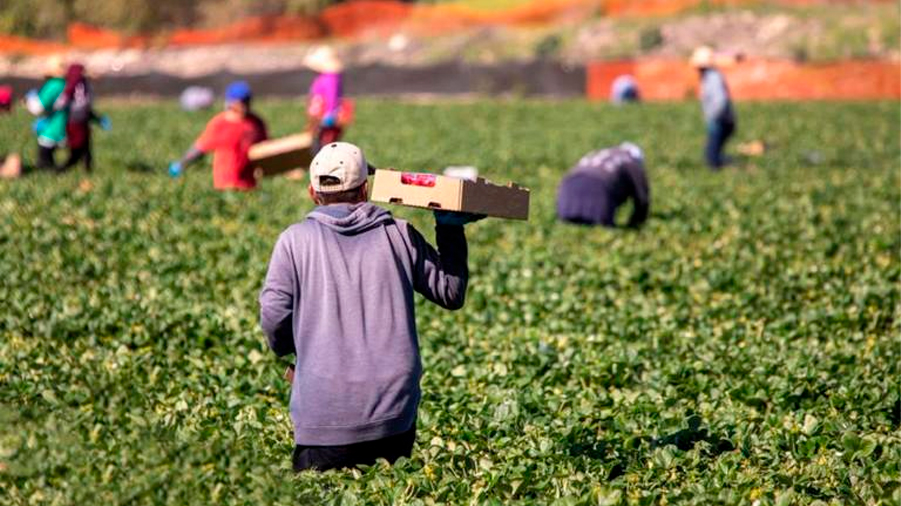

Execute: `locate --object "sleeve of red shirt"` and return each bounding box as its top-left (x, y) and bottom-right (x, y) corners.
top-left (194, 115), bottom-right (224, 153)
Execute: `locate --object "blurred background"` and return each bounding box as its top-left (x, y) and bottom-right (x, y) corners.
top-left (0, 0), bottom-right (898, 99)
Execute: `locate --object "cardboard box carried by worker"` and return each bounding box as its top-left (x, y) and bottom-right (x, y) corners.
top-left (248, 133), bottom-right (314, 177)
top-left (370, 169), bottom-right (530, 221)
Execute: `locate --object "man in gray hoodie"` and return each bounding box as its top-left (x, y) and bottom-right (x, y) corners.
top-left (691, 46), bottom-right (737, 170)
top-left (259, 142), bottom-right (481, 471)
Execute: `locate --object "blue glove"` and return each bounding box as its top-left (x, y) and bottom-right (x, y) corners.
top-left (32, 118), bottom-right (47, 134)
top-left (99, 115), bottom-right (112, 131)
top-left (434, 210), bottom-right (486, 227)
top-left (168, 161), bottom-right (183, 178)
top-left (321, 113), bottom-right (337, 128)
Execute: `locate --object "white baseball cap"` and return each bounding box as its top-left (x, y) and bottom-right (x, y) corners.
top-left (310, 142), bottom-right (375, 193)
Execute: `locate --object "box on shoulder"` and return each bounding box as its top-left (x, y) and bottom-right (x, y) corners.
top-left (370, 169), bottom-right (530, 221)
top-left (248, 133), bottom-right (314, 177)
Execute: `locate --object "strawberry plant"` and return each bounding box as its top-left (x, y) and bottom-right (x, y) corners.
top-left (0, 99), bottom-right (897, 505)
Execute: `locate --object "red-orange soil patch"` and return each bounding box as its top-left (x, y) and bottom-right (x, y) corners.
top-left (587, 58), bottom-right (901, 100)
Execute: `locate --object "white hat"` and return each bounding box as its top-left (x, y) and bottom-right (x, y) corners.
top-left (44, 54), bottom-right (67, 77)
top-left (690, 46), bottom-right (715, 68)
top-left (620, 142), bottom-right (644, 162)
top-left (304, 46), bottom-right (344, 74)
top-left (310, 142), bottom-right (373, 193)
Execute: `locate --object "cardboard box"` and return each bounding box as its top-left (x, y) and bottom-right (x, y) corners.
top-left (370, 169), bottom-right (529, 220)
top-left (248, 133), bottom-right (314, 177)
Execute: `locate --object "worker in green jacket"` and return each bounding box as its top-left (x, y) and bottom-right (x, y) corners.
top-left (25, 56), bottom-right (68, 170)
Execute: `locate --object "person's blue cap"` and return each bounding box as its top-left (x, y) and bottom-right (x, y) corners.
top-left (224, 81), bottom-right (252, 102)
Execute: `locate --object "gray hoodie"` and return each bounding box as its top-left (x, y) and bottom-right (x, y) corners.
top-left (700, 68), bottom-right (734, 124)
top-left (259, 202), bottom-right (468, 445)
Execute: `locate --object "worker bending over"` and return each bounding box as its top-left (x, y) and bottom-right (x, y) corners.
top-left (556, 142), bottom-right (650, 228)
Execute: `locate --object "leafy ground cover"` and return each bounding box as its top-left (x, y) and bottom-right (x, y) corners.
top-left (0, 99), bottom-right (898, 505)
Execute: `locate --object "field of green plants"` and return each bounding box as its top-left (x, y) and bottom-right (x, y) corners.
top-left (0, 99), bottom-right (898, 505)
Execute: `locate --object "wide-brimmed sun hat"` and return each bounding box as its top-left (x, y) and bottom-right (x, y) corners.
top-left (690, 46), bottom-right (715, 68)
top-left (44, 54), bottom-right (67, 77)
top-left (304, 46), bottom-right (344, 74)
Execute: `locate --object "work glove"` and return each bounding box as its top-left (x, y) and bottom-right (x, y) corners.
top-left (168, 161), bottom-right (183, 178)
top-left (31, 118), bottom-right (47, 134)
top-left (98, 115), bottom-right (112, 131)
top-left (321, 113), bottom-right (337, 128)
top-left (434, 210), bottom-right (486, 227)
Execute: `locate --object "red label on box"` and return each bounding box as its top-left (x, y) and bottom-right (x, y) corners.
top-left (401, 172), bottom-right (436, 187)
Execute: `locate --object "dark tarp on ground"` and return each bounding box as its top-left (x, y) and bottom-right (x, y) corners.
top-left (2, 61), bottom-right (585, 98)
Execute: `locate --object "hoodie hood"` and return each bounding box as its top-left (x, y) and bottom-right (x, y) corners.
top-left (307, 202), bottom-right (393, 235)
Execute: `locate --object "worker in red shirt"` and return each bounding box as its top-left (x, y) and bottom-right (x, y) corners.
top-left (168, 81), bottom-right (268, 190)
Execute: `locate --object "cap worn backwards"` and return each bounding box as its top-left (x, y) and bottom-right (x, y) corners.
top-left (310, 142), bottom-right (373, 193)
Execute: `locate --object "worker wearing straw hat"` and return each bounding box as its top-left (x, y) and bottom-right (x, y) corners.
top-left (304, 46), bottom-right (350, 153)
top-left (25, 55), bottom-right (69, 171)
top-left (691, 46), bottom-right (739, 170)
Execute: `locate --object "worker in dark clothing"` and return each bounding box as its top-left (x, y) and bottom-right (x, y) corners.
top-left (556, 142), bottom-right (650, 228)
top-left (56, 63), bottom-right (110, 173)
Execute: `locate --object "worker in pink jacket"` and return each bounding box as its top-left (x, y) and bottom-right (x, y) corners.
top-left (304, 46), bottom-right (352, 153)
